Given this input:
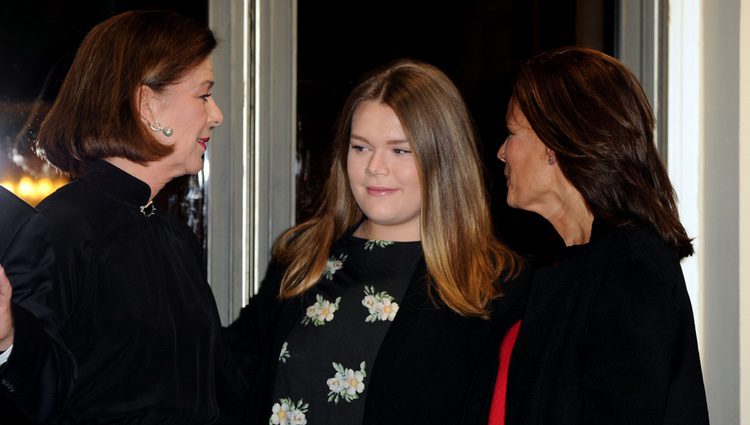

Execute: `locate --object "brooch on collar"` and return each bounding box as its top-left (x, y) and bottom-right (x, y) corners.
top-left (140, 201), bottom-right (156, 217)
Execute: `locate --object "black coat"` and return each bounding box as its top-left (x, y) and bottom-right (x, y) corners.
top-left (0, 186), bottom-right (76, 424)
top-left (506, 220), bottom-right (709, 425)
top-left (37, 161), bottom-right (242, 424)
top-left (225, 257), bottom-right (530, 425)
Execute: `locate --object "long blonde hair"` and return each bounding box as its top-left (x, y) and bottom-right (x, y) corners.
top-left (274, 59), bottom-right (518, 317)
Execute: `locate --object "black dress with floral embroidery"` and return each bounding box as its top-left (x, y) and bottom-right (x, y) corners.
top-left (269, 235), bottom-right (422, 425)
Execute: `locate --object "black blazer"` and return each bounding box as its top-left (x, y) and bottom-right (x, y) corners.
top-left (0, 186), bottom-right (76, 424)
top-left (225, 257), bottom-right (530, 425)
top-left (506, 220), bottom-right (709, 425)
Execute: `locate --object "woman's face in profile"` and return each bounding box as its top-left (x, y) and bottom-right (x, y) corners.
top-left (346, 101), bottom-right (421, 241)
top-left (150, 57), bottom-right (224, 177)
top-left (497, 100), bottom-right (559, 216)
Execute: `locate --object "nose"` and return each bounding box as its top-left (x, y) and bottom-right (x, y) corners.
top-left (366, 150), bottom-right (389, 176)
top-left (497, 140), bottom-right (508, 162)
top-left (209, 98), bottom-right (224, 128)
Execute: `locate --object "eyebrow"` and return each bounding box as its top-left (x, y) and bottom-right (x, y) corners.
top-left (350, 134), bottom-right (409, 145)
top-left (198, 80), bottom-right (215, 90)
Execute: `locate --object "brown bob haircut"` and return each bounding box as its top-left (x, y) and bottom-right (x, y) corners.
top-left (274, 59), bottom-right (519, 318)
top-left (36, 10), bottom-right (217, 177)
top-left (512, 47), bottom-right (693, 258)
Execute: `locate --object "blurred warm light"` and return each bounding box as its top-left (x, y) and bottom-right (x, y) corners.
top-left (1, 176), bottom-right (67, 206)
top-left (17, 177), bottom-right (34, 197)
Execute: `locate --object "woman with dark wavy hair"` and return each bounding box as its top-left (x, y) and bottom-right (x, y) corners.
top-left (488, 47), bottom-right (709, 424)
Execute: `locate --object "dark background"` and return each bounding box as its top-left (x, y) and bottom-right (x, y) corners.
top-left (1, 1), bottom-right (207, 103)
top-left (2, 0), bottom-right (616, 265)
top-left (297, 0), bottom-right (616, 264)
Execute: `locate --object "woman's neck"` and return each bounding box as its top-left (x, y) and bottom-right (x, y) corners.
top-left (543, 186), bottom-right (595, 247)
top-left (104, 157), bottom-right (172, 201)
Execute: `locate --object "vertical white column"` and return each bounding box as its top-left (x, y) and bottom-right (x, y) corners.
top-left (208, 0), bottom-right (252, 324)
top-left (208, 0), bottom-right (296, 321)
top-left (666, 0), bottom-right (701, 339)
top-left (739, 0), bottom-right (750, 422)
top-left (702, 0), bottom-right (741, 422)
top-left (252, 0), bottom-right (297, 296)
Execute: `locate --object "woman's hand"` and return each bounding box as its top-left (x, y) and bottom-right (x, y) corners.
top-left (0, 266), bottom-right (14, 351)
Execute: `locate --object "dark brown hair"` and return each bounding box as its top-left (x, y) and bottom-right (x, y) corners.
top-left (274, 59), bottom-right (519, 317)
top-left (36, 10), bottom-right (217, 177)
top-left (513, 46), bottom-right (693, 258)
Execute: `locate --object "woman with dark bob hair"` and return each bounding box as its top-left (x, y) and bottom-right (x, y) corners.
top-left (35, 10), bottom-right (241, 423)
top-left (224, 59), bottom-right (528, 424)
top-left (488, 47), bottom-right (709, 424)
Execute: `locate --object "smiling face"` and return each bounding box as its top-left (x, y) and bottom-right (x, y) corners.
top-left (347, 101), bottom-right (422, 241)
top-left (497, 99), bottom-right (561, 216)
top-left (144, 57), bottom-right (223, 177)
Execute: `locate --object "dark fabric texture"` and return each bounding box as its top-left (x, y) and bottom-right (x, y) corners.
top-left (506, 220), bottom-right (709, 425)
top-left (36, 160), bottom-right (241, 424)
top-left (271, 236), bottom-right (421, 424)
top-left (0, 186), bottom-right (76, 424)
top-left (224, 241), bottom-right (531, 425)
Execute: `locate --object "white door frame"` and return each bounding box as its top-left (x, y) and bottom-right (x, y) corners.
top-left (206, 0), bottom-right (296, 324)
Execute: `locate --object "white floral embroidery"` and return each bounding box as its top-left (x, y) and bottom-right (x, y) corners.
top-left (269, 397), bottom-right (308, 425)
top-left (278, 341), bottom-right (290, 363)
top-left (324, 254), bottom-right (347, 280)
top-left (326, 361), bottom-right (367, 404)
top-left (301, 294), bottom-right (342, 326)
top-left (376, 298), bottom-right (399, 321)
top-left (288, 409), bottom-right (307, 425)
top-left (362, 285), bottom-right (400, 322)
top-left (363, 239), bottom-right (394, 250)
top-left (362, 294), bottom-right (377, 312)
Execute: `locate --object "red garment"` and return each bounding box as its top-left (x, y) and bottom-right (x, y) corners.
top-left (488, 320), bottom-right (522, 425)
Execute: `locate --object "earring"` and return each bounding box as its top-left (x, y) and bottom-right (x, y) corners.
top-left (149, 121), bottom-right (173, 137)
top-left (546, 150), bottom-right (555, 166)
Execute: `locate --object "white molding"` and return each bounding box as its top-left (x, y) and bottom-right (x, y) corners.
top-left (618, 0), bottom-right (668, 157)
top-left (701, 0), bottom-right (741, 423)
top-left (666, 0), bottom-right (701, 343)
top-left (207, 0), bottom-right (296, 324)
top-left (739, 0), bottom-right (750, 422)
top-left (207, 0), bottom-right (252, 324)
top-left (252, 0), bottom-right (297, 296)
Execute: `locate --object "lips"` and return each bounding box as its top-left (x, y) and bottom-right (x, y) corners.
top-left (366, 186), bottom-right (397, 197)
top-left (196, 137), bottom-right (210, 151)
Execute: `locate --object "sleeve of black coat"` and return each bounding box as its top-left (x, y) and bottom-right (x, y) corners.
top-left (221, 261), bottom-right (285, 402)
top-left (0, 211), bottom-right (77, 424)
top-left (581, 255), bottom-right (708, 425)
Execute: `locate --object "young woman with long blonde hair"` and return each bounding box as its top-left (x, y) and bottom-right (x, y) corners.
top-left (227, 59), bottom-right (527, 425)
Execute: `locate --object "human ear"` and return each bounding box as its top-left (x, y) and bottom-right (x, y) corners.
top-left (136, 85), bottom-right (159, 126)
top-left (546, 149), bottom-right (557, 166)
